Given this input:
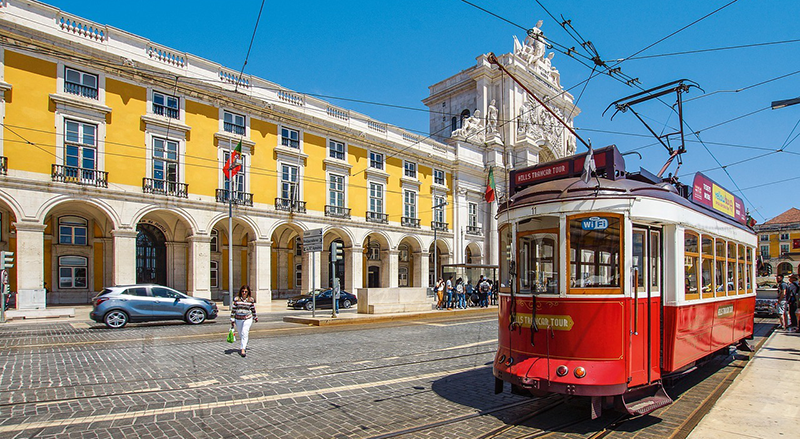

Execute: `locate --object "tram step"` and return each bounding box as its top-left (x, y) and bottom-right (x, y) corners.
top-left (618, 383), bottom-right (673, 417)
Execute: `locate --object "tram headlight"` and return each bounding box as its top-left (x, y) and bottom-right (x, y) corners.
top-left (574, 366), bottom-right (587, 379)
top-left (505, 357), bottom-right (514, 367)
top-left (498, 354), bottom-right (506, 364)
top-left (556, 365), bottom-right (568, 377)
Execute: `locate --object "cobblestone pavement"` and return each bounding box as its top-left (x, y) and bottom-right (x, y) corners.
top-left (0, 315), bottom-right (777, 439)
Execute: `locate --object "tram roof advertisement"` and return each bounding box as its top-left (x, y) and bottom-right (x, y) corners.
top-left (509, 145), bottom-right (626, 196)
top-left (690, 172), bottom-right (746, 224)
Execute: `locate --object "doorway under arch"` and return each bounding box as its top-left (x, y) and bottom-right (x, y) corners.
top-left (136, 223), bottom-right (166, 285)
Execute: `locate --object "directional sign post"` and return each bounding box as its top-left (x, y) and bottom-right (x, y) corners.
top-left (303, 229), bottom-right (323, 317)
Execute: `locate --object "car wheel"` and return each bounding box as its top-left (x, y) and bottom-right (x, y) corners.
top-left (185, 307), bottom-right (207, 325)
top-left (104, 310), bottom-right (128, 329)
top-left (305, 301), bottom-right (314, 311)
top-left (342, 299), bottom-right (352, 309)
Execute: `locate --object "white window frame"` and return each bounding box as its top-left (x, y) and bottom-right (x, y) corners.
top-left (780, 233), bottom-right (790, 241)
top-left (760, 235), bottom-right (769, 242)
top-left (210, 261), bottom-right (219, 289)
top-left (63, 119), bottom-right (98, 171)
top-left (781, 244), bottom-right (790, 254)
top-left (328, 139), bottom-right (346, 161)
top-left (55, 61), bottom-right (106, 104)
top-left (329, 173), bottom-right (345, 208)
top-left (369, 182), bottom-right (384, 214)
top-left (222, 110), bottom-right (247, 136)
top-left (760, 245), bottom-right (769, 258)
top-left (59, 216), bottom-right (88, 245)
top-left (433, 195), bottom-right (446, 224)
top-left (404, 160), bottom-right (417, 179)
top-left (279, 163), bottom-right (300, 202)
top-left (58, 255), bottom-right (88, 289)
top-left (210, 229), bottom-right (219, 253)
top-left (64, 67), bottom-right (99, 100)
top-left (280, 126), bottom-right (301, 149)
top-left (152, 90), bottom-right (181, 120)
top-left (369, 151), bottom-right (384, 170)
top-left (433, 169), bottom-right (445, 186)
top-left (468, 202), bottom-right (478, 228)
top-left (404, 190), bottom-right (417, 219)
top-left (221, 149), bottom-right (248, 194)
top-left (151, 136), bottom-right (180, 184)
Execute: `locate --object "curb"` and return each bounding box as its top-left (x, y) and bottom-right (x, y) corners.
top-left (283, 306), bottom-right (497, 326)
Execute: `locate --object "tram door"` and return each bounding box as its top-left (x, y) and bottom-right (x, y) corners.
top-left (630, 227), bottom-right (662, 386)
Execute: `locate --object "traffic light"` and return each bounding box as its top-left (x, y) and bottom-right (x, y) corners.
top-left (331, 242), bottom-right (344, 262)
top-left (0, 251), bottom-right (13, 270)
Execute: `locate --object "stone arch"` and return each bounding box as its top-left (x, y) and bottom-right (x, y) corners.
top-left (270, 222), bottom-right (306, 298)
top-left (37, 195), bottom-right (121, 232)
top-left (466, 241), bottom-right (483, 264)
top-left (0, 189), bottom-right (25, 222)
top-left (209, 215), bottom-right (260, 300)
top-left (131, 205), bottom-right (198, 240)
top-left (205, 212), bottom-right (262, 239)
top-left (778, 262), bottom-right (793, 276)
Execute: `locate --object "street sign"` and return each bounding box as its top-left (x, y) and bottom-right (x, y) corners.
top-left (303, 228), bottom-right (324, 252)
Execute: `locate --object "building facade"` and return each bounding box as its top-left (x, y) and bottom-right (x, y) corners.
top-left (0, 2), bottom-right (576, 308)
top-left (754, 208), bottom-right (800, 276)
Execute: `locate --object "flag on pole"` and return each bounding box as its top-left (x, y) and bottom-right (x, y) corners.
top-left (580, 144), bottom-right (596, 184)
top-left (485, 167), bottom-right (496, 203)
top-left (223, 140), bottom-right (242, 180)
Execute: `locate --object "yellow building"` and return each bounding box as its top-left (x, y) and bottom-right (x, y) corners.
top-left (755, 208), bottom-right (800, 276)
top-left (0, 2), bottom-right (577, 309)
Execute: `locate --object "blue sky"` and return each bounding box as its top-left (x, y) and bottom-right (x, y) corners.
top-left (43, 0), bottom-right (800, 223)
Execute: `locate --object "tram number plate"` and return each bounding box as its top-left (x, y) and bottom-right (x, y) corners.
top-left (581, 217), bottom-right (608, 231)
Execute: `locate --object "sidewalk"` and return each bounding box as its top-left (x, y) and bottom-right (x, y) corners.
top-left (688, 329), bottom-right (800, 438)
top-left (1, 301), bottom-right (497, 326)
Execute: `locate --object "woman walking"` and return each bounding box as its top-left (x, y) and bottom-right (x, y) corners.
top-left (231, 285), bottom-right (257, 357)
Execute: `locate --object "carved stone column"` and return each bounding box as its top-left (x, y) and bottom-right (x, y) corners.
top-left (346, 245), bottom-right (363, 292)
top-left (112, 229), bottom-right (138, 286)
top-left (249, 239), bottom-right (271, 303)
top-left (13, 221), bottom-right (46, 309)
top-left (187, 235), bottom-right (211, 299)
top-left (302, 250), bottom-right (321, 293)
top-left (166, 241), bottom-right (188, 292)
top-left (382, 249), bottom-right (399, 288)
top-left (414, 250), bottom-right (430, 288)
top-left (276, 249), bottom-right (290, 291)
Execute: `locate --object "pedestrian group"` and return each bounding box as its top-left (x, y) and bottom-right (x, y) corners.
top-left (776, 274), bottom-right (800, 332)
top-left (434, 274), bottom-right (495, 310)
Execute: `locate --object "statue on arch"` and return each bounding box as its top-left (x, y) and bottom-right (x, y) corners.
top-left (486, 99), bottom-right (499, 134)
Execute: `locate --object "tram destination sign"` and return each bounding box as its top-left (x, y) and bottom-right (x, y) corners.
top-left (690, 173), bottom-right (746, 224)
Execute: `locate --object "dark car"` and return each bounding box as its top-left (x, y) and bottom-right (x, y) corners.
top-left (287, 289), bottom-right (357, 311)
top-left (90, 284), bottom-right (218, 328)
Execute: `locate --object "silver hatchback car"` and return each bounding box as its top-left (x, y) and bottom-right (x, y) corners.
top-left (91, 284), bottom-right (218, 328)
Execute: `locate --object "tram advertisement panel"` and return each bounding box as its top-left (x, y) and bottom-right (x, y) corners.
top-left (690, 173), bottom-right (746, 224)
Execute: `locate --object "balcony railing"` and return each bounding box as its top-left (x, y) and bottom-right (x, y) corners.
top-left (466, 225), bottom-right (483, 236)
top-left (153, 103), bottom-right (179, 119)
top-left (325, 205), bottom-right (351, 219)
top-left (0, 156), bottom-right (6, 175)
top-left (366, 211), bottom-right (388, 224)
top-left (401, 217), bottom-right (421, 228)
top-left (431, 221), bottom-right (449, 232)
top-left (216, 189), bottom-right (253, 206)
top-left (223, 122), bottom-right (245, 135)
top-left (51, 164), bottom-right (108, 187)
top-left (64, 82), bottom-right (98, 99)
top-left (142, 178), bottom-right (188, 198)
top-left (275, 197), bottom-right (306, 213)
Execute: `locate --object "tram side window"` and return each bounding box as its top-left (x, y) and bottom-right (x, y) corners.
top-left (737, 244), bottom-right (746, 294)
top-left (701, 235), bottom-right (714, 298)
top-left (499, 225), bottom-right (512, 291)
top-left (568, 216), bottom-right (621, 290)
top-left (746, 247), bottom-right (754, 293)
top-left (684, 231), bottom-right (699, 300)
top-left (715, 239), bottom-right (727, 296)
top-left (519, 233), bottom-right (558, 294)
top-left (650, 231), bottom-right (660, 289)
top-left (727, 242), bottom-right (737, 296)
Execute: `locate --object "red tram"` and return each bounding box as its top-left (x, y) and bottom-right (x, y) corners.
top-left (492, 146), bottom-right (756, 418)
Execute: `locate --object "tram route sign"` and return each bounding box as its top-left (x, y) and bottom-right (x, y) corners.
top-left (690, 173), bottom-right (746, 224)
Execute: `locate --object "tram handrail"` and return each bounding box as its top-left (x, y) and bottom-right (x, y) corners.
top-left (632, 267), bottom-right (639, 336)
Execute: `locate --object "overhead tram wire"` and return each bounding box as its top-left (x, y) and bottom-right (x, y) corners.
top-left (615, 38), bottom-right (800, 61)
top-left (684, 68), bottom-right (800, 104)
top-left (233, 0), bottom-right (267, 93)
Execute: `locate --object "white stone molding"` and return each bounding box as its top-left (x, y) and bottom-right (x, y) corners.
top-left (187, 234), bottom-right (212, 299)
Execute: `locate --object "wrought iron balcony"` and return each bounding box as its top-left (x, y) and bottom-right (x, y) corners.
top-left (51, 164), bottom-right (108, 187)
top-left (275, 197), bottom-right (306, 213)
top-left (216, 189), bottom-right (253, 206)
top-left (64, 82), bottom-right (98, 99)
top-left (431, 221), bottom-right (449, 232)
top-left (466, 225), bottom-right (483, 236)
top-left (223, 122), bottom-right (245, 135)
top-left (0, 156), bottom-right (6, 175)
top-left (366, 211), bottom-right (388, 224)
top-left (142, 178), bottom-right (188, 198)
top-left (325, 205), bottom-right (351, 219)
top-left (153, 103), bottom-right (180, 119)
top-left (401, 217), bottom-right (421, 228)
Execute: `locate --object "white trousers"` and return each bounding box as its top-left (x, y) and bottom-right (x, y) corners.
top-left (234, 318), bottom-right (253, 350)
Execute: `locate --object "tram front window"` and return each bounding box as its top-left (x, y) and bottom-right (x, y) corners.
top-left (519, 233), bottom-right (558, 294)
top-left (569, 215), bottom-right (621, 290)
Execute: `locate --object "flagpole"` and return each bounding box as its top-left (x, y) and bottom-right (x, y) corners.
top-left (228, 185), bottom-right (234, 310)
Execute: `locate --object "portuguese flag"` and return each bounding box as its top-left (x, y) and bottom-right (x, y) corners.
top-left (485, 167), bottom-right (496, 203)
top-left (223, 140), bottom-right (242, 179)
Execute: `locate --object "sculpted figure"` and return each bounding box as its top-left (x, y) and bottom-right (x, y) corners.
top-left (487, 100), bottom-right (498, 134)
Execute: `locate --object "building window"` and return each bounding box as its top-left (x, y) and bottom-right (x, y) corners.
top-left (210, 229), bottom-right (219, 252)
top-left (58, 255), bottom-right (88, 289)
top-left (780, 233), bottom-right (790, 241)
top-left (404, 161), bottom-right (417, 178)
top-left (760, 235), bottom-right (769, 242)
top-left (434, 169), bottom-right (445, 186)
top-left (295, 264), bottom-right (302, 289)
top-left (568, 216), bottom-right (621, 290)
top-left (59, 216), bottom-right (88, 245)
top-left (281, 164), bottom-right (299, 201)
top-left (404, 190), bottom-right (417, 219)
top-left (281, 127), bottom-right (300, 149)
top-left (451, 117), bottom-right (457, 133)
top-left (329, 140), bottom-right (345, 160)
top-left (210, 261), bottom-right (219, 289)
top-left (781, 244), bottom-right (790, 254)
top-left (64, 67), bottom-right (98, 99)
top-left (468, 202), bottom-right (478, 228)
top-left (399, 244), bottom-right (409, 262)
top-left (368, 242), bottom-right (381, 260)
top-left (153, 91), bottom-right (180, 119)
top-left (760, 245), bottom-right (769, 259)
top-left (153, 137), bottom-right (179, 184)
top-left (369, 183), bottom-right (383, 214)
top-left (398, 267), bottom-right (409, 287)
top-left (64, 120), bottom-right (97, 172)
top-left (223, 111), bottom-right (245, 135)
top-left (433, 195), bottom-right (446, 223)
top-left (222, 150), bottom-right (246, 193)
top-left (295, 237), bottom-right (302, 256)
top-left (369, 151), bottom-right (384, 170)
top-left (329, 174), bottom-right (345, 208)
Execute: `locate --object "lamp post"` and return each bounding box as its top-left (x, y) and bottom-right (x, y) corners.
top-left (432, 201), bottom-right (448, 287)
